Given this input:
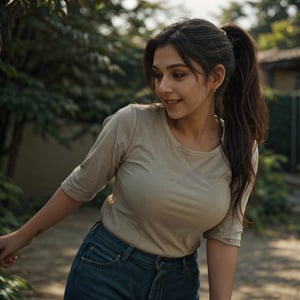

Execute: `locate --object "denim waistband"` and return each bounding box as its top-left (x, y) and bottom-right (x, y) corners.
top-left (89, 221), bottom-right (197, 270)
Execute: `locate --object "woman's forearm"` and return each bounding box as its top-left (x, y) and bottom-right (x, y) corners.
top-left (206, 238), bottom-right (239, 300)
top-left (17, 187), bottom-right (83, 245)
top-left (0, 187), bottom-right (83, 268)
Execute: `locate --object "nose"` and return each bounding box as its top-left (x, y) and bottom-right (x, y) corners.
top-left (156, 76), bottom-right (173, 94)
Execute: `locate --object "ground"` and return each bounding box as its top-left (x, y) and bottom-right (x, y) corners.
top-left (5, 207), bottom-right (300, 300)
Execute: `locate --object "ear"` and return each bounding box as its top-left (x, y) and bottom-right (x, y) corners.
top-left (209, 64), bottom-right (226, 90)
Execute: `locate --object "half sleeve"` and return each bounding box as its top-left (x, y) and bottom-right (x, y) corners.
top-left (203, 146), bottom-right (259, 247)
top-left (61, 105), bottom-right (136, 202)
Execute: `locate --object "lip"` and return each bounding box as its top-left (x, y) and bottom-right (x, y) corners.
top-left (163, 99), bottom-right (182, 109)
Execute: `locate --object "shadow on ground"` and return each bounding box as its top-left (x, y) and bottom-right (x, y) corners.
top-left (5, 207), bottom-right (300, 300)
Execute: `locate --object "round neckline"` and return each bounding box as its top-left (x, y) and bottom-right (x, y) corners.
top-left (159, 107), bottom-right (223, 156)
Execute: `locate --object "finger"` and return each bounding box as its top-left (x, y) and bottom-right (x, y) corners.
top-left (0, 247), bottom-right (16, 259)
top-left (0, 255), bottom-right (17, 268)
top-left (0, 249), bottom-right (9, 261)
top-left (1, 257), bottom-right (17, 268)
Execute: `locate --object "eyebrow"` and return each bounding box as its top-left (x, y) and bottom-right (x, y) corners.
top-left (152, 63), bottom-right (188, 70)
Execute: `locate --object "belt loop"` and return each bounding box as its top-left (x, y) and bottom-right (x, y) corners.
top-left (121, 246), bottom-right (134, 262)
top-left (155, 256), bottom-right (161, 270)
top-left (182, 257), bottom-right (187, 273)
top-left (90, 221), bottom-right (101, 232)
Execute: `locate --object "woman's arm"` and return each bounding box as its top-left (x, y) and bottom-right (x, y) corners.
top-left (0, 187), bottom-right (82, 268)
top-left (206, 238), bottom-right (239, 300)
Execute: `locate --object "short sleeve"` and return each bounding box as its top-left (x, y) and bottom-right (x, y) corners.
top-left (203, 145), bottom-right (259, 247)
top-left (61, 105), bottom-right (136, 202)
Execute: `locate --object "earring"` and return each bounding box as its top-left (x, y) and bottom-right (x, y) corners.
top-left (213, 88), bottom-right (217, 93)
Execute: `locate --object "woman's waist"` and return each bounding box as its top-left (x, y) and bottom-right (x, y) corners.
top-left (89, 220), bottom-right (198, 269)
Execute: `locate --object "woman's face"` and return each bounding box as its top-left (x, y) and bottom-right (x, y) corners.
top-left (152, 44), bottom-right (216, 121)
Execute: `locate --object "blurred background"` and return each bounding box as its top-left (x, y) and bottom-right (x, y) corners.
top-left (0, 0), bottom-right (300, 299)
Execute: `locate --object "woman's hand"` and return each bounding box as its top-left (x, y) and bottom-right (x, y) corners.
top-left (1, 253), bottom-right (18, 268)
top-left (0, 230), bottom-right (29, 268)
top-left (0, 187), bottom-right (82, 269)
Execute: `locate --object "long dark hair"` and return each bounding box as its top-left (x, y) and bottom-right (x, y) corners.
top-left (143, 18), bottom-right (269, 220)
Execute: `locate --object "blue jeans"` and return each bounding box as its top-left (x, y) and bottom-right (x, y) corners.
top-left (64, 221), bottom-right (200, 300)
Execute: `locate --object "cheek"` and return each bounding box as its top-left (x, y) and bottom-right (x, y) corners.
top-left (186, 85), bottom-right (202, 99)
top-left (186, 79), bottom-right (202, 94)
top-left (194, 82), bottom-right (209, 96)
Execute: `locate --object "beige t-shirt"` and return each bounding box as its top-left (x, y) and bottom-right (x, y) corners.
top-left (62, 104), bottom-right (258, 257)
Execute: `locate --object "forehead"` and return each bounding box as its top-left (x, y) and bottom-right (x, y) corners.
top-left (152, 44), bottom-right (202, 73)
top-left (153, 44), bottom-right (184, 67)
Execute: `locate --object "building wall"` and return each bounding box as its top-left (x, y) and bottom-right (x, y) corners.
top-left (13, 123), bottom-right (99, 197)
top-left (273, 69), bottom-right (299, 91)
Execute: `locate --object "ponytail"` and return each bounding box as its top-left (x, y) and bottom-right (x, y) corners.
top-left (219, 24), bottom-right (269, 220)
top-left (143, 19), bottom-right (269, 221)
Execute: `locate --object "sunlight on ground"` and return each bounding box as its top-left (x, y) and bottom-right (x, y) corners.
top-left (7, 209), bottom-right (300, 300)
top-left (22, 282), bottom-right (66, 300)
top-left (40, 283), bottom-right (65, 296)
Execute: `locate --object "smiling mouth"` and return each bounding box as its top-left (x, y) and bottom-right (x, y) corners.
top-left (164, 99), bottom-right (182, 107)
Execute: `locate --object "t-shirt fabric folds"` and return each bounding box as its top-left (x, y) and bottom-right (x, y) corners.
top-left (62, 104), bottom-right (258, 257)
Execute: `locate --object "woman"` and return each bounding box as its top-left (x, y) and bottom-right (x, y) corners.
top-left (0, 19), bottom-right (268, 299)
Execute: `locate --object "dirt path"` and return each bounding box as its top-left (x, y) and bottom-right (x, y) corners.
top-left (5, 207), bottom-right (300, 300)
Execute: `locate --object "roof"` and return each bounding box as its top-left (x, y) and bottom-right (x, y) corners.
top-left (258, 47), bottom-right (300, 64)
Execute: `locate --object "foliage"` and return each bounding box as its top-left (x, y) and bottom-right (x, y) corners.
top-left (0, 0), bottom-right (165, 176)
top-left (246, 92), bottom-right (299, 230)
top-left (0, 163), bottom-right (49, 235)
top-left (0, 173), bottom-right (24, 234)
top-left (0, 174), bottom-right (31, 299)
top-left (247, 150), bottom-right (290, 231)
top-left (0, 270), bottom-right (31, 300)
top-left (214, 1), bottom-right (247, 25)
top-left (0, 0), bottom-right (166, 294)
top-left (0, 67), bottom-right (79, 176)
top-left (216, 0), bottom-right (300, 50)
top-left (247, 0), bottom-right (297, 38)
top-left (258, 16), bottom-right (300, 50)
top-left (0, 0), bottom-right (69, 18)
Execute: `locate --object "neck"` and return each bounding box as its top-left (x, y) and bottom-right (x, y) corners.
top-left (166, 108), bottom-right (222, 151)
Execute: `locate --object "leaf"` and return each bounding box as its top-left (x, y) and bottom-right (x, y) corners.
top-left (59, 0), bottom-right (68, 15)
top-left (5, 0), bottom-right (15, 6)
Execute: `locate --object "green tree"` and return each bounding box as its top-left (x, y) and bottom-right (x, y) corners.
top-left (216, 0), bottom-right (300, 49)
top-left (248, 0), bottom-right (292, 38)
top-left (214, 1), bottom-right (247, 25)
top-left (258, 16), bottom-right (300, 49)
top-left (0, 3), bottom-right (166, 296)
top-left (0, 0), bottom-right (165, 177)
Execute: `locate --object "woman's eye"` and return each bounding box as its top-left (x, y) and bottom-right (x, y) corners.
top-left (173, 72), bottom-right (185, 79)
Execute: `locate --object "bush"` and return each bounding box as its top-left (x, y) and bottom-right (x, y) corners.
top-left (0, 174), bottom-right (24, 235)
top-left (247, 150), bottom-right (290, 231)
top-left (0, 270), bottom-right (31, 300)
top-left (0, 174), bottom-right (31, 299)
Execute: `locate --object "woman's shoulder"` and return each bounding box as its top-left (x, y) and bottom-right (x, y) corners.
top-left (103, 102), bottom-right (164, 132)
top-left (120, 102), bottom-right (164, 121)
top-left (129, 102), bottom-right (163, 113)
top-left (114, 102), bottom-right (162, 115)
